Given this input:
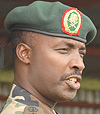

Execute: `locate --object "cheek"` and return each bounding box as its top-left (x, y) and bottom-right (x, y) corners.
top-left (33, 49), bottom-right (72, 83)
top-left (37, 55), bottom-right (65, 81)
top-left (30, 54), bottom-right (64, 92)
top-left (30, 51), bottom-right (77, 101)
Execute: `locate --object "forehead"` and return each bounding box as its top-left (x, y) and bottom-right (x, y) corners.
top-left (35, 33), bottom-right (86, 49)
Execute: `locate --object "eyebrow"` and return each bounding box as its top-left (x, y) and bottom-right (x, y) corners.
top-left (63, 40), bottom-right (86, 51)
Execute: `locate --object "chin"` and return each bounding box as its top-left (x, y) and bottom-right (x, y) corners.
top-left (56, 90), bottom-right (77, 102)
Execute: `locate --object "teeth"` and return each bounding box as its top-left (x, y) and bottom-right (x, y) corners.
top-left (68, 78), bottom-right (77, 83)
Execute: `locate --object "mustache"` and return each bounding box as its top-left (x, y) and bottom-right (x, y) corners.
top-left (60, 71), bottom-right (82, 81)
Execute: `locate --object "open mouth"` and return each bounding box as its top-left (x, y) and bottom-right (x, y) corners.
top-left (64, 76), bottom-right (82, 90)
top-left (68, 77), bottom-right (79, 84)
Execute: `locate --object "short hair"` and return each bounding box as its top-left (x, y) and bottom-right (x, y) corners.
top-left (9, 31), bottom-right (36, 60)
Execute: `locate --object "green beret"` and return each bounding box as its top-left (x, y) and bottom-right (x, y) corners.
top-left (4, 1), bottom-right (97, 45)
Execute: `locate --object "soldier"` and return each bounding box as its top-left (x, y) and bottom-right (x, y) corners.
top-left (0, 1), bottom-right (97, 114)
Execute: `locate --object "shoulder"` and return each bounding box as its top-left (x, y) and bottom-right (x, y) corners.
top-left (1, 97), bottom-right (26, 114)
top-left (1, 98), bottom-right (44, 114)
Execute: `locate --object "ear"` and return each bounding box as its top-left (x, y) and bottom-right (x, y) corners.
top-left (16, 43), bottom-right (31, 64)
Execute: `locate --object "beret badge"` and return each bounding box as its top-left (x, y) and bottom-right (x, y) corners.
top-left (62, 8), bottom-right (82, 35)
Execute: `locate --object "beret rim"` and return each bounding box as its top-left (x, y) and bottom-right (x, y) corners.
top-left (10, 25), bottom-right (87, 44)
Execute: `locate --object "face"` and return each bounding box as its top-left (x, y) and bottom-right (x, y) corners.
top-left (29, 34), bottom-right (86, 102)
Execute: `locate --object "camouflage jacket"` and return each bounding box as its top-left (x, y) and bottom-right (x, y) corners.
top-left (0, 84), bottom-right (59, 114)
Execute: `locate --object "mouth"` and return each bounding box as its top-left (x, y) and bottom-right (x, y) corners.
top-left (64, 76), bottom-right (82, 90)
top-left (67, 76), bottom-right (82, 83)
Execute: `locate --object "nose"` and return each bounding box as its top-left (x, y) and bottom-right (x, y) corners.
top-left (69, 56), bottom-right (85, 71)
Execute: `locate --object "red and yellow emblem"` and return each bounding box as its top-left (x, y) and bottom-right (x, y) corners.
top-left (62, 8), bottom-right (82, 35)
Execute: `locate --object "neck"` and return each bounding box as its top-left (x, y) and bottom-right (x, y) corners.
top-left (14, 80), bottom-right (57, 114)
top-left (14, 61), bottom-right (57, 113)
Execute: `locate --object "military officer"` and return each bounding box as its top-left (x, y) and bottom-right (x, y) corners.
top-left (0, 1), bottom-right (97, 114)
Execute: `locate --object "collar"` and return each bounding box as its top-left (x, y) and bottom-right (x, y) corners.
top-left (9, 84), bottom-right (59, 114)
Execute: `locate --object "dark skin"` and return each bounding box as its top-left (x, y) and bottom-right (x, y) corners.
top-left (14, 33), bottom-right (86, 113)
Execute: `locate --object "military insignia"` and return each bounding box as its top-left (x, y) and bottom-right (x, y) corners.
top-left (62, 8), bottom-right (82, 35)
top-left (24, 106), bottom-right (44, 114)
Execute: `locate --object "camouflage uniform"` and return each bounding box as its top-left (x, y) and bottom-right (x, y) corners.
top-left (0, 84), bottom-right (59, 114)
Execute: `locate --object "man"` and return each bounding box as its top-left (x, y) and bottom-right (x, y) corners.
top-left (0, 1), bottom-right (97, 114)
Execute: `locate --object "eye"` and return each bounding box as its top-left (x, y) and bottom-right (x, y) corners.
top-left (55, 48), bottom-right (70, 54)
top-left (80, 52), bottom-right (86, 58)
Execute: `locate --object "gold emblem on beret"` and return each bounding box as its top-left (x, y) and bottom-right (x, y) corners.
top-left (62, 8), bottom-right (82, 35)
